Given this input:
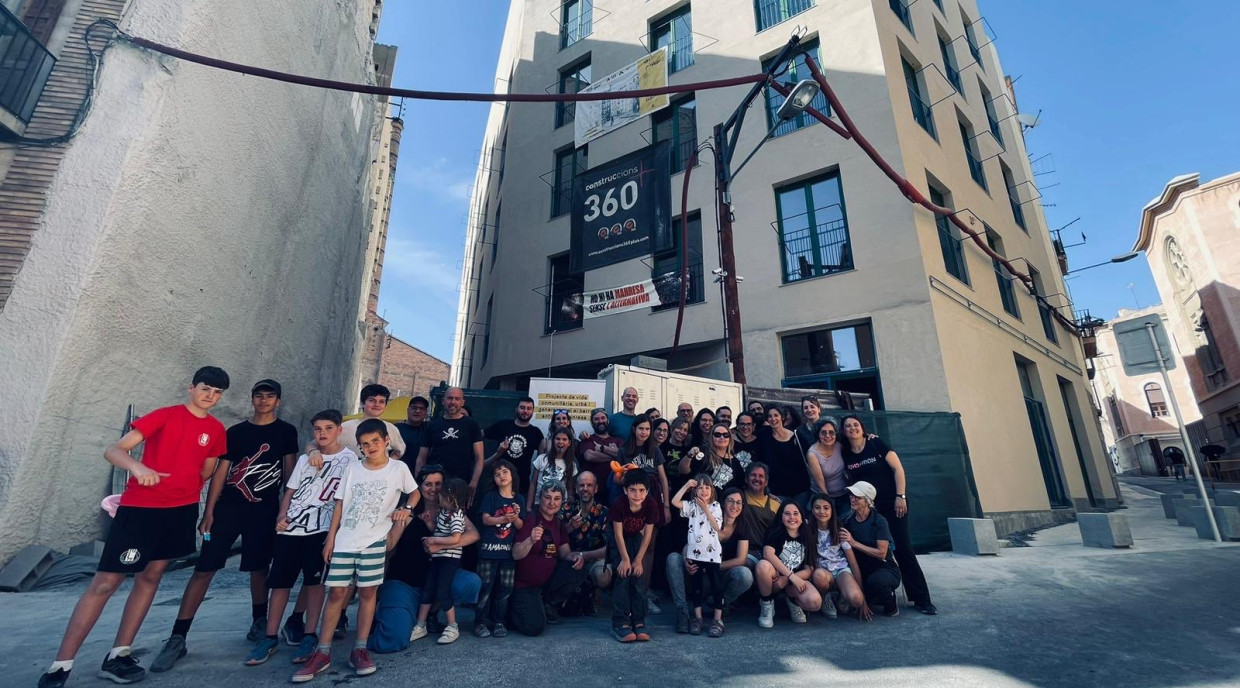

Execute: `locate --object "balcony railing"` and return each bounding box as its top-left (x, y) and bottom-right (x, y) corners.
top-left (652, 261), bottom-right (704, 311)
top-left (942, 60), bottom-right (962, 93)
top-left (545, 286), bottom-right (583, 333)
top-left (0, 5), bottom-right (55, 126)
top-left (987, 112), bottom-right (1003, 146)
top-left (781, 216), bottom-right (853, 283)
top-left (1009, 193), bottom-right (1026, 230)
top-left (1038, 301), bottom-right (1058, 344)
top-left (965, 145), bottom-right (987, 190)
top-left (908, 86), bottom-right (936, 137)
top-left (756, 0), bottom-right (813, 32)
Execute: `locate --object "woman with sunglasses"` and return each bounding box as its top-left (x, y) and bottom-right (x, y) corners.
top-left (678, 424), bottom-right (744, 492)
top-left (537, 410), bottom-right (576, 455)
top-left (808, 418), bottom-right (850, 517)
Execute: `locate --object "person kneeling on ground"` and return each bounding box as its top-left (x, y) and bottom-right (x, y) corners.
top-left (839, 481), bottom-right (899, 620)
top-left (509, 482), bottom-right (586, 636)
top-left (808, 494), bottom-right (866, 620)
top-left (755, 500), bottom-right (821, 628)
top-left (668, 487), bottom-right (753, 632)
top-left (557, 470), bottom-right (611, 616)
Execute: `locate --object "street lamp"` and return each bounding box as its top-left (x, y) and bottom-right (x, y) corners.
top-left (776, 79), bottom-right (821, 121)
top-left (1065, 251), bottom-right (1140, 275)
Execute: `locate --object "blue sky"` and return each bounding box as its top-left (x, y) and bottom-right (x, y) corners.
top-left (375, 1), bottom-right (1240, 364)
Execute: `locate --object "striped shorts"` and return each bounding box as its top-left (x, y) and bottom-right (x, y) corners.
top-left (324, 540), bottom-right (386, 588)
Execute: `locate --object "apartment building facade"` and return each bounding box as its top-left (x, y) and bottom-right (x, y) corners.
top-left (455, 0), bottom-right (1118, 527)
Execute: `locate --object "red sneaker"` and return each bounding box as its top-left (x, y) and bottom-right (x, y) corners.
top-left (348, 647), bottom-right (376, 676)
top-left (291, 651), bottom-right (330, 683)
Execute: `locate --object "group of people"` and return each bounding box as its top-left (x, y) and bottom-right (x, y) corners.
top-left (37, 371), bottom-right (937, 687)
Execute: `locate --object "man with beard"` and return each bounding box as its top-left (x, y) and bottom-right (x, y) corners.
top-left (577, 408), bottom-right (623, 485)
top-left (738, 462), bottom-right (780, 570)
top-left (395, 396), bottom-right (430, 475)
top-left (675, 402), bottom-right (694, 424)
top-left (483, 397), bottom-right (544, 497)
top-left (558, 471), bottom-right (611, 615)
top-left (416, 387), bottom-right (485, 507)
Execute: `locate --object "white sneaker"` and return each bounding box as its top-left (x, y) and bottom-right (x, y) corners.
top-left (409, 624), bottom-right (427, 642)
top-left (787, 598), bottom-right (807, 623)
top-left (820, 594), bottom-right (838, 619)
top-left (758, 599), bottom-right (775, 628)
top-left (437, 624), bottom-right (459, 645)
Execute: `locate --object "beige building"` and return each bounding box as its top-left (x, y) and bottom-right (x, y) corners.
top-left (1134, 172), bottom-right (1240, 478)
top-left (1092, 306), bottom-right (1201, 475)
top-left (454, 0), bottom-right (1118, 530)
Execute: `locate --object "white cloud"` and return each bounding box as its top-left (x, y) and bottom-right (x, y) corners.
top-left (398, 156), bottom-right (474, 203)
top-left (382, 237), bottom-right (462, 295)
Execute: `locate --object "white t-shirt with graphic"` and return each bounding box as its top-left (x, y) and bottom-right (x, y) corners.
top-left (681, 500), bottom-right (723, 564)
top-left (283, 448), bottom-right (358, 536)
top-left (531, 453), bottom-right (568, 491)
top-left (333, 459), bottom-right (417, 553)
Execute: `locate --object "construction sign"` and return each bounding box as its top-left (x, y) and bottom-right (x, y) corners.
top-left (575, 48), bottom-right (669, 146)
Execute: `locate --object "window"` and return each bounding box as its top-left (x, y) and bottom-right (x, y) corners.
top-left (652, 96), bottom-right (697, 174)
top-left (651, 5), bottom-right (693, 74)
top-left (903, 56), bottom-right (936, 138)
top-left (755, 0), bottom-right (813, 32)
top-left (652, 212), bottom-right (704, 311)
top-left (962, 11), bottom-right (983, 68)
top-left (932, 0), bottom-right (943, 10)
top-left (491, 203), bottom-right (501, 267)
top-left (980, 81), bottom-right (1003, 148)
top-left (1002, 161), bottom-right (1026, 231)
top-left (1200, 316), bottom-right (1230, 390)
top-left (1108, 396), bottom-right (1125, 436)
top-left (781, 321), bottom-right (883, 407)
top-left (546, 254), bottom-right (583, 333)
top-left (1029, 267), bottom-right (1058, 344)
top-left (775, 172), bottom-right (854, 283)
top-left (560, 0), bottom-right (592, 49)
top-left (930, 185), bottom-right (968, 283)
top-left (959, 117), bottom-right (987, 190)
top-left (1144, 383), bottom-right (1169, 418)
top-left (498, 131), bottom-right (507, 182)
top-left (987, 227), bottom-right (1019, 318)
top-left (556, 58), bottom-right (591, 128)
top-left (889, 0), bottom-right (912, 31)
top-left (482, 297), bottom-right (493, 366)
top-left (552, 145), bottom-right (587, 217)
top-left (938, 33), bottom-right (962, 93)
top-left (763, 41), bottom-right (831, 138)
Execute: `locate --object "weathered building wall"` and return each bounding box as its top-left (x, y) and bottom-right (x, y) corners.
top-left (0, 0), bottom-right (380, 561)
top-left (375, 335), bottom-right (450, 401)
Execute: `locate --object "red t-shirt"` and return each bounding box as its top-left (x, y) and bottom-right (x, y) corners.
top-left (120, 405), bottom-right (227, 508)
top-left (513, 513), bottom-right (567, 589)
top-left (609, 495), bottom-right (660, 536)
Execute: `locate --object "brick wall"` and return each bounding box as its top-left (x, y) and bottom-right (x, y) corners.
top-left (375, 334), bottom-right (449, 400)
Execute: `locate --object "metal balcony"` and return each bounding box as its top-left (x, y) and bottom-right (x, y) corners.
top-left (0, 5), bottom-right (55, 131)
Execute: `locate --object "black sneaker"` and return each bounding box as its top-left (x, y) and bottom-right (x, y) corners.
top-left (914, 601), bottom-right (938, 616)
top-left (282, 615), bottom-right (306, 646)
top-left (98, 652), bottom-right (145, 684)
top-left (675, 608), bottom-right (690, 634)
top-left (334, 611), bottom-right (349, 640)
top-left (38, 669), bottom-right (70, 688)
top-left (544, 604), bottom-right (561, 625)
top-left (247, 616), bottom-right (267, 642)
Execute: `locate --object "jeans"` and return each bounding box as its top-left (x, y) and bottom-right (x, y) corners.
top-left (368, 572), bottom-right (481, 653)
top-left (611, 533), bottom-right (647, 628)
top-left (508, 560), bottom-right (586, 637)
top-left (877, 504), bottom-right (932, 606)
top-left (475, 558), bottom-right (515, 627)
top-left (423, 558), bottom-right (460, 610)
top-left (666, 552), bottom-right (754, 611)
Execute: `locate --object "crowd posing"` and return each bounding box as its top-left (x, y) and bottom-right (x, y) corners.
top-left (37, 368), bottom-right (938, 687)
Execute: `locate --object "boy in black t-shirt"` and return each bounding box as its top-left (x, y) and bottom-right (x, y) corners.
top-left (151, 379), bottom-right (300, 674)
top-left (609, 470), bottom-right (659, 643)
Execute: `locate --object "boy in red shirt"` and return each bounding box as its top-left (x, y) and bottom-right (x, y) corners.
top-left (38, 367), bottom-right (230, 688)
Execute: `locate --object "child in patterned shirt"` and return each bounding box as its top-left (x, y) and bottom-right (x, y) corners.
top-left (671, 474), bottom-right (725, 637)
top-left (412, 479), bottom-right (468, 645)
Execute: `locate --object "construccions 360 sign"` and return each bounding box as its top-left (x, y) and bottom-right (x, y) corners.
top-left (570, 141), bottom-right (672, 273)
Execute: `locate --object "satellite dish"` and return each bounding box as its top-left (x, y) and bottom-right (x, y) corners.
top-left (1016, 110), bottom-right (1041, 128)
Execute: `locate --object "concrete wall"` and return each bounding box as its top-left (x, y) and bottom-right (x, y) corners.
top-left (0, 0), bottom-right (380, 560)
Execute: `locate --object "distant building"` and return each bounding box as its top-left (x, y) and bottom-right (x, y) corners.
top-left (0, 1), bottom-right (387, 561)
top-left (1092, 306), bottom-right (1201, 475)
top-left (1134, 172), bottom-right (1240, 478)
top-left (360, 327), bottom-right (450, 402)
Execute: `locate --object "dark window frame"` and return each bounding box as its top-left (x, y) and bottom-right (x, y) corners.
top-left (650, 4), bottom-right (694, 74)
top-left (774, 171), bottom-right (855, 284)
top-left (762, 40), bottom-right (832, 138)
top-left (551, 145), bottom-right (588, 218)
top-left (652, 94), bottom-right (698, 174)
top-left (556, 57), bottom-right (591, 128)
top-left (560, 0), bottom-right (593, 49)
top-left (651, 211), bottom-right (705, 312)
top-left (546, 253), bottom-right (584, 333)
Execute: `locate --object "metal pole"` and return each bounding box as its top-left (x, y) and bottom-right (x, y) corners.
top-left (714, 123), bottom-right (745, 384)
top-left (1146, 323), bottom-right (1220, 542)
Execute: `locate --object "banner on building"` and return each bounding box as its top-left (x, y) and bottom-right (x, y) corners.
top-left (528, 377), bottom-right (608, 422)
top-left (583, 278), bottom-right (668, 319)
top-left (575, 49), bottom-right (670, 146)
top-left (570, 142), bottom-right (672, 273)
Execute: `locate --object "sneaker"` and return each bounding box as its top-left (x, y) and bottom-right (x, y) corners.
top-left (98, 652), bottom-right (146, 684)
top-left (149, 635), bottom-right (186, 673)
top-left (293, 634), bottom-right (318, 664)
top-left (544, 604), bottom-right (561, 625)
top-left (38, 669), bottom-right (71, 688)
top-left (291, 651), bottom-right (331, 683)
top-left (282, 616), bottom-right (306, 646)
top-left (915, 601), bottom-right (939, 616)
top-left (491, 622), bottom-right (508, 638)
top-left (675, 608), bottom-right (690, 634)
top-left (708, 619), bottom-right (725, 638)
top-left (348, 647), bottom-right (376, 677)
top-left (612, 625), bottom-right (637, 643)
top-left (437, 623), bottom-right (460, 645)
top-left (244, 637), bottom-right (279, 666)
top-left (821, 594), bottom-right (838, 619)
top-left (473, 624), bottom-right (491, 638)
top-left (688, 617), bottom-right (703, 636)
top-left (645, 592), bottom-right (662, 615)
top-left (334, 612), bottom-right (348, 640)
top-left (787, 598), bottom-right (807, 624)
top-left (634, 624), bottom-right (651, 641)
top-left (758, 599), bottom-right (775, 628)
top-left (409, 623), bottom-right (428, 642)
top-left (247, 617), bottom-right (267, 642)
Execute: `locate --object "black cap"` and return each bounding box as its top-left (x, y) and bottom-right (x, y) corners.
top-left (251, 379), bottom-right (282, 398)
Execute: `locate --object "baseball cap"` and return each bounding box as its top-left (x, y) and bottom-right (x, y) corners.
top-left (846, 481), bottom-right (877, 502)
top-left (251, 379), bottom-right (282, 398)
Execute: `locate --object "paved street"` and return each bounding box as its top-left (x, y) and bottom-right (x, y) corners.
top-left (6, 481), bottom-right (1240, 688)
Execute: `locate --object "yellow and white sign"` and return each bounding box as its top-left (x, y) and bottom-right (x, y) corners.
top-left (529, 377), bottom-right (608, 422)
top-left (575, 48), bottom-right (670, 146)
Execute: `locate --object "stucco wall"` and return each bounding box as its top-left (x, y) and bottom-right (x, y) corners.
top-left (0, 0), bottom-right (379, 561)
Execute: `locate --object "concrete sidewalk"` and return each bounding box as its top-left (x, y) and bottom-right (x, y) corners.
top-left (5, 483), bottom-right (1240, 688)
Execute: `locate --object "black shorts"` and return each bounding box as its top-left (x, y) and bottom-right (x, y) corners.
top-left (267, 533), bottom-right (329, 589)
top-left (99, 503), bottom-right (198, 574)
top-left (195, 501), bottom-right (279, 573)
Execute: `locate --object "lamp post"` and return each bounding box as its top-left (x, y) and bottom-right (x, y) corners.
top-left (1064, 251), bottom-right (1140, 275)
top-left (713, 37), bottom-right (818, 384)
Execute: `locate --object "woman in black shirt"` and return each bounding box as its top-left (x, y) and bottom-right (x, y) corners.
top-left (689, 408), bottom-right (716, 451)
top-left (679, 424), bottom-right (744, 492)
top-left (761, 407), bottom-right (825, 505)
top-left (731, 412), bottom-right (765, 470)
top-left (841, 414), bottom-right (936, 615)
top-left (839, 481), bottom-right (898, 620)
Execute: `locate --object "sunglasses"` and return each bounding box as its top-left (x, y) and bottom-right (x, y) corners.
top-left (712, 432), bottom-right (731, 438)
top-left (554, 409), bottom-right (568, 415)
